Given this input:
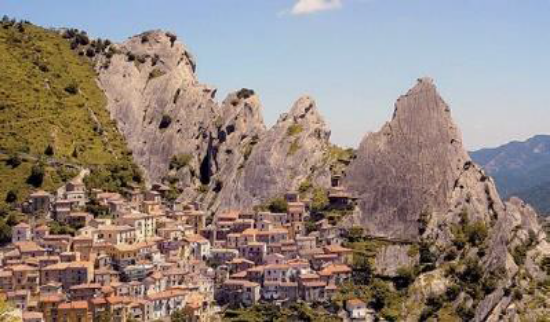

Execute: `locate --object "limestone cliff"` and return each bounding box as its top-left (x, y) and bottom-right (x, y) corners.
top-left (96, 32), bottom-right (334, 210)
top-left (344, 78), bottom-right (469, 240)
top-left (346, 78), bottom-right (550, 321)
top-left (97, 31), bottom-right (218, 188)
top-left (216, 96), bottom-right (332, 211)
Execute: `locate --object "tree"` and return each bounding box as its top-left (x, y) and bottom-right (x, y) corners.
top-left (0, 298), bottom-right (19, 322)
top-left (0, 220), bottom-right (12, 245)
top-left (5, 190), bottom-right (17, 203)
top-left (44, 144), bottom-right (54, 156)
top-left (352, 253), bottom-right (372, 285)
top-left (6, 154), bottom-right (21, 168)
top-left (97, 310), bottom-right (112, 322)
top-left (27, 163), bottom-right (45, 187)
top-left (268, 197), bottom-right (288, 213)
top-left (64, 82), bottom-right (79, 95)
top-left (170, 154), bottom-right (192, 170)
top-left (170, 309), bottom-right (187, 322)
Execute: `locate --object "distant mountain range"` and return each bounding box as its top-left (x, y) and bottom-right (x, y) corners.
top-left (471, 135), bottom-right (550, 215)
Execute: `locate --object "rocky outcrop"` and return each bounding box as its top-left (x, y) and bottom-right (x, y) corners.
top-left (96, 31), bottom-right (334, 210)
top-left (97, 31), bottom-right (218, 187)
top-left (198, 90), bottom-right (267, 211)
top-left (344, 78), bottom-right (469, 240)
top-left (374, 244), bottom-right (418, 277)
top-left (346, 78), bottom-right (550, 321)
top-left (217, 96), bottom-right (332, 211)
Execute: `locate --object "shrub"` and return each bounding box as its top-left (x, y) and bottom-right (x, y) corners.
top-left (148, 68), bottom-right (166, 81)
top-left (64, 82), bottom-right (79, 95)
top-left (395, 266), bottom-right (417, 290)
top-left (169, 154), bottom-right (192, 170)
top-left (152, 54), bottom-right (160, 66)
top-left (419, 242), bottom-right (437, 271)
top-left (85, 47), bottom-right (95, 58)
top-left (512, 244), bottom-right (528, 265)
top-left (49, 221), bottom-right (75, 236)
top-left (75, 32), bottom-right (89, 45)
top-left (159, 114), bottom-right (172, 129)
top-left (465, 221), bottom-right (488, 246)
top-left (287, 123), bottom-right (304, 136)
top-left (267, 197), bottom-right (288, 213)
top-left (460, 257), bottom-right (483, 285)
top-left (288, 139), bottom-right (300, 156)
top-left (126, 52), bottom-right (136, 62)
top-left (456, 303), bottom-right (475, 321)
top-left (166, 32), bottom-right (177, 46)
top-left (419, 295), bottom-right (443, 321)
top-left (446, 284), bottom-right (460, 301)
top-left (141, 34), bottom-right (149, 43)
top-left (136, 55), bottom-right (147, 65)
top-left (236, 88), bottom-right (255, 99)
top-left (540, 256), bottom-right (550, 275)
top-left (310, 187), bottom-right (329, 213)
top-left (298, 180), bottom-right (312, 195)
top-left (197, 184), bottom-right (209, 194)
top-left (418, 210), bottom-right (430, 235)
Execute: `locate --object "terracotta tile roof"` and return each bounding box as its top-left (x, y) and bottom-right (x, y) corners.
top-left (323, 245), bottom-right (352, 254)
top-left (300, 273), bottom-right (320, 280)
top-left (90, 297), bottom-right (107, 305)
top-left (318, 264), bottom-right (352, 276)
top-left (230, 271), bottom-right (247, 279)
top-left (15, 241), bottom-right (45, 253)
top-left (184, 234), bottom-right (209, 243)
top-left (42, 261), bottom-right (92, 271)
top-left (347, 298), bottom-right (366, 306)
top-left (9, 264), bottom-right (37, 272)
top-left (58, 301), bottom-right (88, 310)
top-left (69, 283), bottom-right (101, 290)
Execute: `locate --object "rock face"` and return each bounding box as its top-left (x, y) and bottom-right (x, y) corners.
top-left (97, 31), bottom-right (218, 186)
top-left (347, 78), bottom-right (550, 321)
top-left (198, 90), bottom-right (267, 211)
top-left (345, 78), bottom-right (469, 240)
top-left (96, 31), bottom-right (333, 211)
top-left (217, 96), bottom-right (332, 211)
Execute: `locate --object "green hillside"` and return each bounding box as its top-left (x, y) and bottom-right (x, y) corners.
top-left (0, 19), bottom-right (141, 209)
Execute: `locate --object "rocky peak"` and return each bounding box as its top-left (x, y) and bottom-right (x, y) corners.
top-left (219, 89), bottom-right (265, 136)
top-left (345, 78), bottom-right (469, 240)
top-left (97, 30), bottom-right (218, 185)
top-left (123, 30), bottom-right (197, 75)
top-left (216, 95), bottom-right (332, 211)
top-left (345, 77), bottom-right (550, 321)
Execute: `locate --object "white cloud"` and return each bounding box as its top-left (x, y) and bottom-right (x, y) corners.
top-left (290, 0), bottom-right (343, 15)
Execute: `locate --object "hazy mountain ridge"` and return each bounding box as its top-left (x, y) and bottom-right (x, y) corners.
top-left (471, 135), bottom-right (550, 215)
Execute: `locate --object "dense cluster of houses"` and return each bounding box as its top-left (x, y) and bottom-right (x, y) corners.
top-left (0, 174), bottom-right (371, 321)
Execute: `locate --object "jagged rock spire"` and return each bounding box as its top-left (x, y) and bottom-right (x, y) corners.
top-left (217, 95), bottom-right (332, 211)
top-left (344, 78), bottom-right (470, 240)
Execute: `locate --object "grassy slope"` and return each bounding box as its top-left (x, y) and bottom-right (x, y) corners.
top-left (0, 21), bottom-right (139, 206)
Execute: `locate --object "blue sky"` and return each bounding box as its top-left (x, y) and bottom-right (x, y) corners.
top-left (2, 0), bottom-right (549, 149)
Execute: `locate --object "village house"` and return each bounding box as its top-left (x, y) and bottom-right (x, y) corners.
top-left (41, 261), bottom-right (94, 290)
